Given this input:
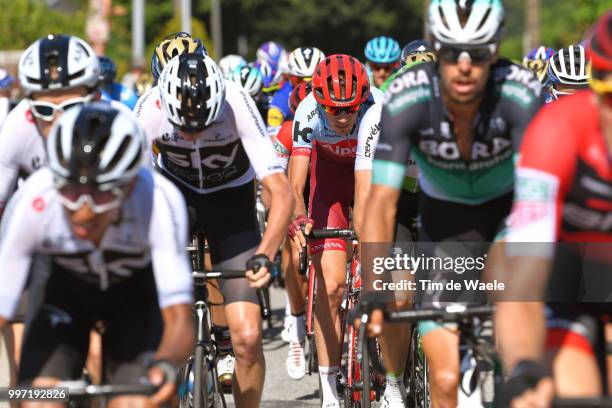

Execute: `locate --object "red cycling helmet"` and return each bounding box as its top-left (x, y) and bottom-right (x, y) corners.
top-left (312, 54), bottom-right (370, 107)
top-left (587, 11), bottom-right (612, 72)
top-left (289, 81), bottom-right (312, 114)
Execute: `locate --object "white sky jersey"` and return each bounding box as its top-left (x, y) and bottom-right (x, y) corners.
top-left (291, 87), bottom-right (383, 165)
top-left (355, 103), bottom-right (419, 182)
top-left (0, 98), bottom-right (135, 213)
top-left (0, 97), bottom-right (10, 126)
top-left (0, 167), bottom-right (193, 319)
top-left (135, 81), bottom-right (284, 194)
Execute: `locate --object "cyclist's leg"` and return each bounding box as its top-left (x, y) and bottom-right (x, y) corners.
top-left (421, 327), bottom-right (460, 408)
top-left (19, 270), bottom-right (91, 408)
top-left (545, 305), bottom-right (604, 397)
top-left (379, 200), bottom-right (417, 402)
top-left (309, 155), bottom-right (353, 405)
top-left (204, 181), bottom-right (265, 408)
top-left (104, 270), bottom-right (165, 408)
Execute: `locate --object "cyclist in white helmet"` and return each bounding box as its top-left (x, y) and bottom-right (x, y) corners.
top-left (219, 54), bottom-right (248, 79)
top-left (0, 103), bottom-right (193, 408)
top-left (267, 47), bottom-right (325, 138)
top-left (135, 53), bottom-right (293, 408)
top-left (0, 34), bottom-right (135, 387)
top-left (361, 1), bottom-right (543, 407)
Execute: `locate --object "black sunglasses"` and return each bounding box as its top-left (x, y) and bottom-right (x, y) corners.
top-left (437, 45), bottom-right (496, 64)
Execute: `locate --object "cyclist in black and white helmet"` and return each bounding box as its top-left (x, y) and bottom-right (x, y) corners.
top-left (545, 44), bottom-right (590, 102)
top-left (135, 52), bottom-right (294, 408)
top-left (0, 103), bottom-right (194, 408)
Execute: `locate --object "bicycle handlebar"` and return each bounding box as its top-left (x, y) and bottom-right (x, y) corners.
top-left (192, 270), bottom-right (271, 319)
top-left (385, 305), bottom-right (495, 323)
top-left (298, 228), bottom-right (356, 275)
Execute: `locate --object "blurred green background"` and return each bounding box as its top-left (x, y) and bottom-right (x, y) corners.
top-left (0, 0), bottom-right (609, 77)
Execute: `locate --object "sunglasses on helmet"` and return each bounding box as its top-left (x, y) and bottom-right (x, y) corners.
top-left (58, 184), bottom-right (125, 214)
top-left (28, 95), bottom-right (93, 122)
top-left (437, 44), bottom-right (497, 64)
top-left (321, 104), bottom-right (361, 116)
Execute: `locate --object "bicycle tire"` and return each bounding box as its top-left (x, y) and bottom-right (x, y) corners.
top-left (192, 344), bottom-right (208, 408)
top-left (361, 331), bottom-right (371, 408)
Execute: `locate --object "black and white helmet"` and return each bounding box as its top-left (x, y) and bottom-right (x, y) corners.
top-left (288, 47), bottom-right (326, 78)
top-left (19, 34), bottom-right (100, 95)
top-left (48, 102), bottom-right (144, 189)
top-left (547, 45), bottom-right (589, 86)
top-left (159, 53), bottom-right (226, 131)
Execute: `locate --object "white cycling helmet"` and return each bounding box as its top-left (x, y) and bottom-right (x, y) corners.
top-left (229, 65), bottom-right (264, 98)
top-left (218, 54), bottom-right (247, 79)
top-left (288, 47), bottom-right (326, 78)
top-left (547, 45), bottom-right (589, 86)
top-left (19, 34), bottom-right (100, 95)
top-left (159, 53), bottom-right (225, 131)
top-left (48, 102), bottom-right (144, 190)
top-left (428, 0), bottom-right (505, 46)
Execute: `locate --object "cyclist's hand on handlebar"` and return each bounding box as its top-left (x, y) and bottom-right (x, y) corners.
top-left (246, 254), bottom-right (273, 289)
top-left (148, 362), bottom-right (177, 406)
top-left (510, 377), bottom-right (554, 408)
top-left (353, 308), bottom-right (384, 338)
top-left (287, 214), bottom-right (313, 250)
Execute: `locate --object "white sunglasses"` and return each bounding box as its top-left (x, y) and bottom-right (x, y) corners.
top-left (28, 95), bottom-right (93, 121)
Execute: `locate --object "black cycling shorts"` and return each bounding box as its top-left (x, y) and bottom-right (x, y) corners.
top-left (169, 176), bottom-right (261, 305)
top-left (415, 192), bottom-right (513, 307)
top-left (18, 267), bottom-right (162, 385)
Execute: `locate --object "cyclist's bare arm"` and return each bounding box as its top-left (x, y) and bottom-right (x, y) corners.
top-left (495, 262), bottom-right (549, 370)
top-left (287, 154), bottom-right (310, 217)
top-left (352, 169), bottom-right (371, 239)
top-left (257, 172), bottom-right (294, 260)
top-left (362, 184), bottom-right (399, 243)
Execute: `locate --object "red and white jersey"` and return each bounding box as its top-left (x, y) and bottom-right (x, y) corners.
top-left (506, 91), bottom-right (612, 244)
top-left (135, 81), bottom-right (284, 194)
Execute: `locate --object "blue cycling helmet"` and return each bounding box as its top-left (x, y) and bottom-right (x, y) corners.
top-left (523, 45), bottom-right (556, 82)
top-left (98, 56), bottom-right (117, 83)
top-left (400, 40), bottom-right (436, 67)
top-left (256, 41), bottom-right (286, 66)
top-left (0, 69), bottom-right (15, 91)
top-left (364, 36), bottom-right (401, 64)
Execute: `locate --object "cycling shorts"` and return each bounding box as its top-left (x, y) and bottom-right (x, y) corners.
top-left (168, 174), bottom-right (261, 305)
top-left (18, 267), bottom-right (162, 385)
top-left (416, 192), bottom-right (512, 337)
top-left (308, 148), bottom-right (354, 255)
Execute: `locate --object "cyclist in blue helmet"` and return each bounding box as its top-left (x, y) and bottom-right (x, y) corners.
top-left (364, 35), bottom-right (401, 87)
top-left (98, 56), bottom-right (139, 110)
top-left (523, 45), bottom-right (556, 82)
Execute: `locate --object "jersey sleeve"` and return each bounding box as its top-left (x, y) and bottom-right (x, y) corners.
top-left (500, 64), bottom-right (546, 151)
top-left (291, 93), bottom-right (318, 157)
top-left (505, 102), bottom-right (576, 245)
top-left (372, 80), bottom-right (424, 189)
top-left (0, 102), bottom-right (28, 216)
top-left (133, 87), bottom-right (163, 167)
top-left (0, 171), bottom-right (45, 318)
top-left (228, 83), bottom-right (285, 180)
top-left (149, 174), bottom-right (193, 308)
top-left (273, 120), bottom-right (293, 171)
top-left (355, 103), bottom-right (382, 171)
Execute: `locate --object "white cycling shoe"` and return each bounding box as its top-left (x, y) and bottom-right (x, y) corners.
top-left (286, 341), bottom-right (306, 380)
top-left (216, 354), bottom-right (235, 386)
top-left (381, 392), bottom-right (406, 408)
top-left (281, 315), bottom-right (293, 344)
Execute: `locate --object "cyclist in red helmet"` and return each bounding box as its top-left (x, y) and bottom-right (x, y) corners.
top-left (496, 11), bottom-right (612, 407)
top-left (287, 54), bottom-right (383, 406)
